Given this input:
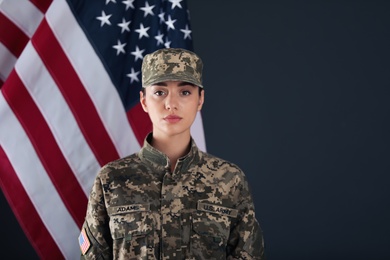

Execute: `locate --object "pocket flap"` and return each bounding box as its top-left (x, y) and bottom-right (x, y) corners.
top-left (109, 209), bottom-right (153, 240)
top-left (192, 213), bottom-right (230, 240)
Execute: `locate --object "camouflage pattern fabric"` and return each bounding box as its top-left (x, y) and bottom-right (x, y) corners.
top-left (142, 48), bottom-right (204, 88)
top-left (80, 133), bottom-right (265, 259)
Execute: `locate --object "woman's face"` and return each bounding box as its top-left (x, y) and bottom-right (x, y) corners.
top-left (140, 81), bottom-right (204, 138)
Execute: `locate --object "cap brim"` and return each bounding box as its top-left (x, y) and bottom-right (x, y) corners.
top-left (143, 74), bottom-right (203, 88)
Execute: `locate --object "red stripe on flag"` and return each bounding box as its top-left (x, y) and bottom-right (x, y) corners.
top-left (0, 12), bottom-right (29, 57)
top-left (30, 0), bottom-right (53, 14)
top-left (0, 146), bottom-right (63, 259)
top-left (2, 70), bottom-right (87, 227)
top-left (126, 103), bottom-right (152, 145)
top-left (32, 19), bottom-right (120, 166)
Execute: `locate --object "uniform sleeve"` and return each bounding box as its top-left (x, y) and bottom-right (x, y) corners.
top-left (79, 173), bottom-right (113, 259)
top-left (226, 173), bottom-right (265, 259)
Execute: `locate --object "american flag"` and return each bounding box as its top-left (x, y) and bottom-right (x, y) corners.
top-left (78, 228), bottom-right (91, 255)
top-left (0, 0), bottom-right (205, 258)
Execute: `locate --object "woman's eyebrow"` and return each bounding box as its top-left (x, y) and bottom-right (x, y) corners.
top-left (152, 81), bottom-right (195, 87)
top-left (153, 82), bottom-right (168, 86)
top-left (178, 81), bottom-right (195, 87)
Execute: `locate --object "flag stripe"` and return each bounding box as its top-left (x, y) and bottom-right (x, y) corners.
top-left (2, 70), bottom-right (87, 227)
top-left (0, 147), bottom-right (62, 259)
top-left (0, 0), bottom-right (44, 38)
top-left (191, 112), bottom-right (207, 152)
top-left (32, 18), bottom-right (120, 166)
top-left (0, 0), bottom-right (47, 86)
top-left (126, 103), bottom-right (153, 145)
top-left (15, 41), bottom-right (100, 196)
top-left (46, 0), bottom-right (141, 158)
top-left (0, 12), bottom-right (29, 57)
top-left (0, 43), bottom-right (17, 82)
top-left (30, 0), bottom-right (53, 14)
top-left (0, 93), bottom-right (80, 259)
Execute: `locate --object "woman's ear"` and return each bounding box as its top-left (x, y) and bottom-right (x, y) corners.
top-left (140, 90), bottom-right (148, 113)
top-left (197, 89), bottom-right (204, 111)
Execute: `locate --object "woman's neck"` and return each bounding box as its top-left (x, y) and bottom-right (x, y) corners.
top-left (151, 132), bottom-right (191, 171)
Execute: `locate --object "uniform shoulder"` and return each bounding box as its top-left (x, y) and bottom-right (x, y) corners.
top-left (98, 152), bottom-right (141, 176)
top-left (199, 150), bottom-right (244, 174)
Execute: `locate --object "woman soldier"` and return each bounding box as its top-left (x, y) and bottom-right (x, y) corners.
top-left (79, 48), bottom-right (265, 259)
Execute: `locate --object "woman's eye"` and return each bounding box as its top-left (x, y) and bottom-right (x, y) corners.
top-left (154, 90), bottom-right (165, 96)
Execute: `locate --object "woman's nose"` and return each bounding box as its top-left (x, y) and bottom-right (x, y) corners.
top-left (165, 93), bottom-right (178, 110)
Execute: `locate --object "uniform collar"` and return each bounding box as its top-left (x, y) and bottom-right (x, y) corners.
top-left (139, 132), bottom-right (201, 173)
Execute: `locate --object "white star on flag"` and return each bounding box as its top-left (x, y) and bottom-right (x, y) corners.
top-left (118, 18), bottom-right (131, 33)
top-left (113, 40), bottom-right (127, 55)
top-left (158, 10), bottom-right (165, 23)
top-left (165, 15), bottom-right (176, 30)
top-left (135, 23), bottom-right (150, 39)
top-left (131, 46), bottom-right (145, 61)
top-left (164, 37), bottom-right (172, 48)
top-left (140, 2), bottom-right (155, 17)
top-left (169, 0), bottom-right (183, 9)
top-left (96, 11), bottom-right (112, 27)
top-left (122, 0), bottom-right (135, 10)
top-left (127, 68), bottom-right (140, 83)
top-left (180, 24), bottom-right (191, 39)
top-left (155, 31), bottom-right (165, 45)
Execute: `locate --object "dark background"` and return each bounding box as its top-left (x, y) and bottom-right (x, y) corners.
top-left (1, 0), bottom-right (390, 259)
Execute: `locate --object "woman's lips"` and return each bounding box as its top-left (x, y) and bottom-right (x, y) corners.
top-left (164, 114), bottom-right (182, 123)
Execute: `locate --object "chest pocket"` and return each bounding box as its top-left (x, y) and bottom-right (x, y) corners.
top-left (190, 202), bottom-right (237, 259)
top-left (108, 204), bottom-right (155, 259)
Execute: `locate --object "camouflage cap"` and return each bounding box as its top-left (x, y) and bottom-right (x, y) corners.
top-left (141, 48), bottom-right (203, 88)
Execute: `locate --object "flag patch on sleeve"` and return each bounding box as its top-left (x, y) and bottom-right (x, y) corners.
top-left (78, 228), bottom-right (91, 255)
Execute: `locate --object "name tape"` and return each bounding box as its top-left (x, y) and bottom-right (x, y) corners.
top-left (108, 204), bottom-right (150, 215)
top-left (197, 202), bottom-right (238, 218)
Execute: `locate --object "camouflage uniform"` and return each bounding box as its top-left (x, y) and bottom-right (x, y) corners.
top-left (80, 133), bottom-right (264, 259)
top-left (79, 48), bottom-right (265, 259)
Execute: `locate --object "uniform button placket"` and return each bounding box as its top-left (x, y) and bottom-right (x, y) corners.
top-left (160, 169), bottom-right (183, 259)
